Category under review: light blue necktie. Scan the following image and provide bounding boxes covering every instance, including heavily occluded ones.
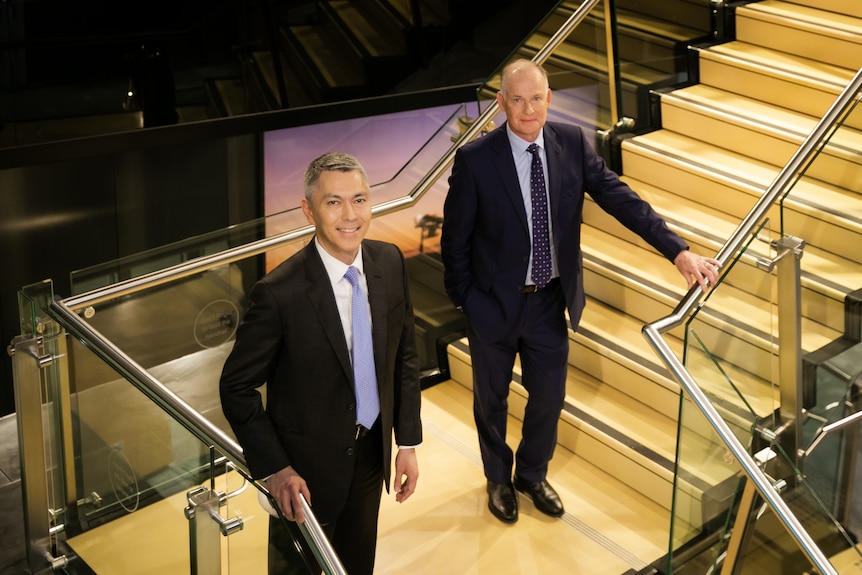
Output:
[344,266,380,429]
[527,143,552,288]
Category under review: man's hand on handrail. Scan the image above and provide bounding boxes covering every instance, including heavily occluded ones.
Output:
[674,249,721,292]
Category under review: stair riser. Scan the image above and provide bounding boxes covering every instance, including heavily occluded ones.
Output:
[697,56,852,128]
[616,0,713,32]
[449,348,721,520]
[541,11,681,74]
[660,103,862,192]
[786,0,862,20]
[736,10,862,70]
[622,150,862,266]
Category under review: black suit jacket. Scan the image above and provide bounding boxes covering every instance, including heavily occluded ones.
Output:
[219,239,422,522]
[441,121,688,341]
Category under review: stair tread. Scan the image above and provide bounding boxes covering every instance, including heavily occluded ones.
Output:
[447,337,746,489]
[420,379,676,551]
[623,130,862,233]
[620,177,862,306]
[386,0,449,26]
[288,25,366,88]
[580,296,782,420]
[743,0,862,36]
[701,41,855,88]
[524,33,669,85]
[784,0,862,19]
[661,84,862,162]
[329,0,406,58]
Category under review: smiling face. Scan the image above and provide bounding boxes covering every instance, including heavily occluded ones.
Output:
[301,169,371,264]
[496,61,551,143]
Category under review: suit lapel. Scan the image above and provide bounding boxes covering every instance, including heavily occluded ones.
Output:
[543,123,564,227]
[492,125,530,235]
[302,242,353,382]
[362,243,388,386]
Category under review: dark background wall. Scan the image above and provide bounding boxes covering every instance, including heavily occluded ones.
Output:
[0,133,259,415]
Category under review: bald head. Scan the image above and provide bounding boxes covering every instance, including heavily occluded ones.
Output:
[499,59,549,97]
[496,59,551,142]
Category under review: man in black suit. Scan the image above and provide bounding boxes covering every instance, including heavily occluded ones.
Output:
[441,59,719,524]
[220,152,422,574]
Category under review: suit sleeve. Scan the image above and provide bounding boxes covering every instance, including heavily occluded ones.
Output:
[441,146,478,307]
[392,247,423,447]
[219,280,292,479]
[578,128,688,262]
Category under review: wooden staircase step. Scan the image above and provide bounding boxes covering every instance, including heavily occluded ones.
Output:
[696,42,858,128]
[614,0,713,32]
[280,25,367,102]
[446,333,744,523]
[622,130,862,266]
[541,6,705,75]
[657,84,862,191]
[326,0,407,59]
[374,0,450,28]
[785,0,862,20]
[619,177,858,335]
[736,0,862,70]
[250,50,316,109]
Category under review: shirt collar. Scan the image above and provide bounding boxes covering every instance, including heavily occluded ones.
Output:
[506,123,545,154]
[313,237,364,284]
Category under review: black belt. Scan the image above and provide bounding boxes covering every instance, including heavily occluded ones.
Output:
[355,424,374,440]
[520,277,559,293]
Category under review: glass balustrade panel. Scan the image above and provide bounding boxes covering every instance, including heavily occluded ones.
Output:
[477,0,719,134]
[669,219,777,571]
[777,83,862,554]
[732,441,860,574]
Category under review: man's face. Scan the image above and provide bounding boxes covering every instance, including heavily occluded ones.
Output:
[302,169,371,264]
[496,65,551,143]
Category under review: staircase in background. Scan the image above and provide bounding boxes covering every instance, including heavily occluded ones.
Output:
[444,1,862,566]
[209,0,454,114]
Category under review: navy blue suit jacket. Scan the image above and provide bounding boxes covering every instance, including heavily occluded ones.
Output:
[441,121,687,342]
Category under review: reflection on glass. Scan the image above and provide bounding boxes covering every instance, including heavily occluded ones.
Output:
[781,82,862,557]
[478,0,718,134]
[669,219,776,569]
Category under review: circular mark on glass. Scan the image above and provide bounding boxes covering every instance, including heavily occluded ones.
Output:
[194,299,239,348]
[109,448,140,513]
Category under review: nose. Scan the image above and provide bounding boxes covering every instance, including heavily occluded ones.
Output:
[342,201,356,220]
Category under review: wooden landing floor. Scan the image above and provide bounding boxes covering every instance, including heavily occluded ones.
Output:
[66,380,669,574]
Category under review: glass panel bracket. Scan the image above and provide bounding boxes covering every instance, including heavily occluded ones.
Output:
[184,486,244,575]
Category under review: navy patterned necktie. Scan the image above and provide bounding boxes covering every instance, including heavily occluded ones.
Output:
[344,266,380,429]
[527,143,551,287]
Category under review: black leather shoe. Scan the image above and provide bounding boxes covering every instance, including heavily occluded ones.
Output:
[513,476,564,517]
[486,480,518,523]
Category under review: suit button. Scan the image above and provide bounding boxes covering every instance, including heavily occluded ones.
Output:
[346,448,355,456]
[348,403,355,412]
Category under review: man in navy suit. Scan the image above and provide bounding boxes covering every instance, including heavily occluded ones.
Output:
[220,152,422,573]
[441,59,720,524]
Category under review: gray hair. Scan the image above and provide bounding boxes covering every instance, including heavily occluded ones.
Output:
[303,152,369,200]
[499,58,549,96]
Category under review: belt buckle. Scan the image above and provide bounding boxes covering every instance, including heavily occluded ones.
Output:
[523,284,540,294]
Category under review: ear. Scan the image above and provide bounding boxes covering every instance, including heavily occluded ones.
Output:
[301,198,315,225]
[546,88,552,106]
[496,91,504,108]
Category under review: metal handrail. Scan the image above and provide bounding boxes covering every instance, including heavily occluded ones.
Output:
[47,294,347,574]
[643,66,862,575]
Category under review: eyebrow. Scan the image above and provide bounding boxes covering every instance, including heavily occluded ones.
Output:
[321,191,369,201]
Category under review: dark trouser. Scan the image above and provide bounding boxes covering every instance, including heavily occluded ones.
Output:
[467,279,569,484]
[268,421,384,575]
